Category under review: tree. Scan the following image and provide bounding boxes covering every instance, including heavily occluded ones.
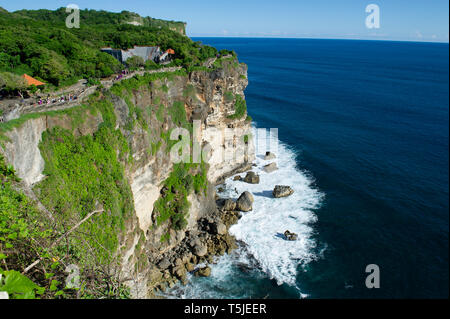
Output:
[0,7,229,90]
[0,72,27,97]
[145,59,160,70]
[199,45,218,60]
[27,48,71,86]
[126,56,145,69]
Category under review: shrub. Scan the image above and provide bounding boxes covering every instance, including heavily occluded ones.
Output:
[224,91,234,102]
[153,162,208,236]
[126,56,145,69]
[227,94,247,119]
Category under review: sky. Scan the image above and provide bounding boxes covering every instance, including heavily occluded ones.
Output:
[1,0,449,42]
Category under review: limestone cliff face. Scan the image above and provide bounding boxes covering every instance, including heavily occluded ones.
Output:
[2,113,102,185]
[115,60,254,296]
[0,58,254,297]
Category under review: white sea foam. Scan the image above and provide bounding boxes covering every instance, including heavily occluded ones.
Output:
[163,128,324,298]
[226,128,323,286]
[163,249,266,299]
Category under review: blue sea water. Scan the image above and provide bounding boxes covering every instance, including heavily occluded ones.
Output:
[169,38,449,299]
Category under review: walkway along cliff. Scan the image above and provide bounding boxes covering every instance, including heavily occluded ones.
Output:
[0,56,255,297]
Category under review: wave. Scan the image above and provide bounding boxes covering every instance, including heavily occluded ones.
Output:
[163,128,324,298]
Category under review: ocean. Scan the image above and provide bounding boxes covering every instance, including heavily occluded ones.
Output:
[166,38,449,298]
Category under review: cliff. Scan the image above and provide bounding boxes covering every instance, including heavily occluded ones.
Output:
[0,57,254,297]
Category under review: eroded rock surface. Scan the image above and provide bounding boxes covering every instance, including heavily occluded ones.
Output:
[273,185,294,198]
[236,191,254,212]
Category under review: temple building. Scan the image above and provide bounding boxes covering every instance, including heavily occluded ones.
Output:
[100,46,174,65]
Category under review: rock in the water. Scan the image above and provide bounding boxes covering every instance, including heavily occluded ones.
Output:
[264,152,276,160]
[217,187,225,193]
[233,175,242,181]
[284,230,298,241]
[222,198,236,211]
[263,162,278,173]
[243,171,260,184]
[236,191,254,212]
[273,185,294,198]
[195,266,211,277]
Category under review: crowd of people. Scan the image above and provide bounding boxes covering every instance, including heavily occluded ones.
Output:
[1,67,171,122]
[31,69,133,107]
[113,69,130,81]
[37,93,78,106]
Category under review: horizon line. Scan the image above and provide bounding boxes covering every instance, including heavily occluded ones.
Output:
[189,35,449,44]
[2,6,448,44]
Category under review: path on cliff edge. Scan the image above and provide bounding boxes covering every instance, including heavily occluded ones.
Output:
[1,66,182,120]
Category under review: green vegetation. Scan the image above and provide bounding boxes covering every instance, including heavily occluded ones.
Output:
[1,152,130,299]
[0,154,53,299]
[0,102,96,146]
[0,20,249,295]
[227,94,247,119]
[193,162,208,195]
[224,91,234,102]
[38,125,132,253]
[151,141,162,156]
[0,71,28,96]
[183,84,197,100]
[169,101,189,127]
[218,49,237,57]
[126,56,145,69]
[109,70,187,98]
[16,9,186,35]
[36,98,133,263]
[0,270,45,299]
[144,60,162,71]
[0,8,218,91]
[153,162,208,236]
[156,103,165,122]
[161,84,169,93]
[0,90,138,298]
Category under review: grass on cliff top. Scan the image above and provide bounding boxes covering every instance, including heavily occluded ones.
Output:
[109,70,187,98]
[0,103,93,141]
